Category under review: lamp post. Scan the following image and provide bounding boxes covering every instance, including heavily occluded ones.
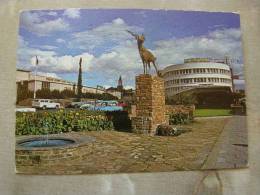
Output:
[33,56,38,99]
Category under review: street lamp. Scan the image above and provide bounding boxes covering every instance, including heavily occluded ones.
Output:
[33,56,38,99]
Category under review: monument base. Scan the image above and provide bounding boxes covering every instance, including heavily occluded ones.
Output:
[132,74,168,135]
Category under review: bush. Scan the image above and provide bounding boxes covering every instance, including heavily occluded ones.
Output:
[17,83,33,103]
[169,112,193,125]
[105,111,132,131]
[156,124,192,136]
[167,92,197,105]
[16,110,114,136]
[156,124,174,136]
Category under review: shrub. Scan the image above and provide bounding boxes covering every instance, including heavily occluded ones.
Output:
[156,124,192,136]
[156,124,174,136]
[16,110,114,136]
[169,112,193,125]
[167,92,198,105]
[105,111,132,131]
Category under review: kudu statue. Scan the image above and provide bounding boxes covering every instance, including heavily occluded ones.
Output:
[127,30,160,76]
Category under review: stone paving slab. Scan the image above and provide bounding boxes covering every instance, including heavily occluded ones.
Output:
[202,116,248,170]
[16,117,234,174]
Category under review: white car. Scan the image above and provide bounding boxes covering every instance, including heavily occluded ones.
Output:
[16,107,36,112]
[80,103,94,110]
[32,99,60,109]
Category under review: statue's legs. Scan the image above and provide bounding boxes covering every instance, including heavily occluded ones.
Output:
[152,61,159,76]
[142,59,146,74]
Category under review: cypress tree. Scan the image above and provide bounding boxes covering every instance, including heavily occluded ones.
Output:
[77,57,83,99]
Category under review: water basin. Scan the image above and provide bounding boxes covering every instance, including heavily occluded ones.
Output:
[19,138,75,148]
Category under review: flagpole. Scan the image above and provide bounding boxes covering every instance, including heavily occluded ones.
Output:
[33,56,38,99]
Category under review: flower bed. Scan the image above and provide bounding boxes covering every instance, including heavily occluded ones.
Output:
[16,110,114,135]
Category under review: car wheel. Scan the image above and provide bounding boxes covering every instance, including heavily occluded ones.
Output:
[56,105,59,109]
[43,106,47,110]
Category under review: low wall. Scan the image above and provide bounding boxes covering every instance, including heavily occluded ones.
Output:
[16,134,95,174]
[165,104,195,116]
[130,104,195,118]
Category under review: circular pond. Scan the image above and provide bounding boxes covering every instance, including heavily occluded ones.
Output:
[16,134,96,168]
[18,138,75,148]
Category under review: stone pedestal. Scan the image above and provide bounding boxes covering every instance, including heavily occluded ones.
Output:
[132,74,167,135]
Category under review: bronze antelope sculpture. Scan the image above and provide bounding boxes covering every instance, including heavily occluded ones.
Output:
[127,30,160,76]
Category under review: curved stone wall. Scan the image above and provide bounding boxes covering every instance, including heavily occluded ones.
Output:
[16,134,95,169]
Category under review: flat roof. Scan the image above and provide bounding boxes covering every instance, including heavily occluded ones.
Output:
[17,68,31,73]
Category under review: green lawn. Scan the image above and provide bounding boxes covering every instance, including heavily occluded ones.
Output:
[194,109,232,117]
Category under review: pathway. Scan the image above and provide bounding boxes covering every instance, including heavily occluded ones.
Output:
[202,116,248,169]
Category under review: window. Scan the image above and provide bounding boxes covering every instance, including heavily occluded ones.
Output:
[42,81,50,89]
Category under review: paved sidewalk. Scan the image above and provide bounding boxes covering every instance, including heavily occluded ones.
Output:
[202,116,248,169]
[17,117,229,174]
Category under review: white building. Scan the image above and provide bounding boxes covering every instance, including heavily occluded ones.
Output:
[16,69,105,94]
[160,58,233,98]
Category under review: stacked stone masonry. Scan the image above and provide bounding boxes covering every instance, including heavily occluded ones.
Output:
[132,74,168,134]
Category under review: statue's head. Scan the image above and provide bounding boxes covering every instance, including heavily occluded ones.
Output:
[141,34,145,41]
[138,34,145,44]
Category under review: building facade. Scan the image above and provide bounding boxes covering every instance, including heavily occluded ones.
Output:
[16,69,105,95]
[160,58,233,98]
[106,75,135,101]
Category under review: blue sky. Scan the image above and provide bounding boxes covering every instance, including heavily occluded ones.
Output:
[17,9,243,89]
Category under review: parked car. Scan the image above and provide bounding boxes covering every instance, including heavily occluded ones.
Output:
[32,99,60,109]
[95,105,123,111]
[80,103,95,110]
[16,107,36,112]
[80,103,123,112]
[118,102,127,107]
[67,101,86,108]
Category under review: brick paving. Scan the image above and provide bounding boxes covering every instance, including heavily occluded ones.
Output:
[16,117,237,174]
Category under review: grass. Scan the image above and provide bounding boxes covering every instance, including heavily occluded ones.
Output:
[194,108,232,117]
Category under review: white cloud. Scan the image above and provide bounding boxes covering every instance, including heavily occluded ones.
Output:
[47,11,58,16]
[17,35,56,69]
[34,52,95,73]
[153,28,243,74]
[17,35,94,73]
[18,27,244,88]
[56,38,65,43]
[20,11,69,36]
[103,85,112,89]
[37,72,60,78]
[124,85,135,90]
[63,8,80,19]
[68,18,143,51]
[38,45,58,50]
[112,18,125,25]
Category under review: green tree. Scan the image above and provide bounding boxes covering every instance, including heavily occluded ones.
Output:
[169,92,197,105]
[77,57,83,100]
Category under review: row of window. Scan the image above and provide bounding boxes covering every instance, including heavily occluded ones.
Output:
[164,68,230,77]
[165,77,232,86]
[166,86,192,93]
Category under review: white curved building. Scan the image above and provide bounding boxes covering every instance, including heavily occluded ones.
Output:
[161,58,233,98]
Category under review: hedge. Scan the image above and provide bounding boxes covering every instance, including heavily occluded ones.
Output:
[169,112,193,125]
[16,110,133,135]
[16,110,113,135]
